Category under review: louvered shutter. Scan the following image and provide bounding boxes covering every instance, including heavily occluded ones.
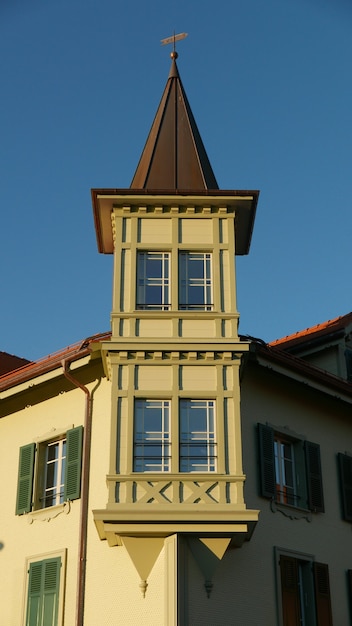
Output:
[258,423,275,499]
[26,561,43,626]
[42,558,61,626]
[305,441,324,512]
[313,562,333,626]
[26,557,61,626]
[64,426,83,501]
[338,453,352,521]
[279,555,301,626]
[16,443,35,515]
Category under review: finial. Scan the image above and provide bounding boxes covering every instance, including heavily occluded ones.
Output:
[161,31,188,59]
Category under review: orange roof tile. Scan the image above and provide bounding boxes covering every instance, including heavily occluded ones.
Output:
[0,332,111,391]
[269,313,352,350]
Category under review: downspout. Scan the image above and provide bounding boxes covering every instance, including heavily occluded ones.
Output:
[62,358,93,626]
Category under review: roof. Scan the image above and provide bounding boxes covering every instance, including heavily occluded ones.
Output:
[246,338,352,402]
[130,55,218,191]
[0,332,110,393]
[0,352,31,376]
[269,313,352,351]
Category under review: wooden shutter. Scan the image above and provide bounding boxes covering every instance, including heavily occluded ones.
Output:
[305,441,324,512]
[16,443,35,515]
[279,555,301,626]
[257,423,275,498]
[313,562,333,626]
[42,558,61,626]
[26,557,61,626]
[338,453,352,521]
[64,426,83,501]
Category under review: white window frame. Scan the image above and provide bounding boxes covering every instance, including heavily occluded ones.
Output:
[179,252,213,311]
[274,436,297,506]
[133,399,171,472]
[42,438,67,509]
[179,399,216,472]
[136,251,170,310]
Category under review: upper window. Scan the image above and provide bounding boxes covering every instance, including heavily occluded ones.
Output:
[180,399,216,472]
[338,452,352,521]
[133,399,170,472]
[16,426,83,515]
[41,438,67,508]
[258,423,324,512]
[136,251,170,310]
[179,252,213,310]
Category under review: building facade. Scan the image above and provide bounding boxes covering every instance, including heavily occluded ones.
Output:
[1,52,352,626]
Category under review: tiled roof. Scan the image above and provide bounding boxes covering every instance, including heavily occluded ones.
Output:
[0,352,31,376]
[269,313,352,350]
[0,332,111,391]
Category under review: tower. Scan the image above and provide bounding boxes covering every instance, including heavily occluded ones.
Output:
[92,48,259,622]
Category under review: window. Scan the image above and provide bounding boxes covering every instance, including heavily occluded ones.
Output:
[16,426,83,515]
[24,551,66,626]
[338,453,352,521]
[277,551,332,626]
[274,436,296,505]
[179,252,213,310]
[25,556,61,626]
[180,400,216,472]
[136,251,170,310]
[133,400,170,472]
[258,423,324,512]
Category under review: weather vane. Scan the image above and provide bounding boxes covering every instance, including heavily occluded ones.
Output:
[161,32,188,59]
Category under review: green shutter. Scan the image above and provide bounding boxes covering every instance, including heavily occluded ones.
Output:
[64,426,83,501]
[257,423,276,499]
[26,557,61,626]
[313,562,333,626]
[16,443,35,515]
[26,561,42,626]
[42,558,61,626]
[338,453,352,521]
[305,441,324,513]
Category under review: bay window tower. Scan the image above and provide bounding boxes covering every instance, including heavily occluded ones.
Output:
[92,49,259,611]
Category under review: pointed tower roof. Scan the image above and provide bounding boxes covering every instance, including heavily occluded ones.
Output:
[130,53,218,191]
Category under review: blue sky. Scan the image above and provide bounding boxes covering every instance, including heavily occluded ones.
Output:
[1,0,351,361]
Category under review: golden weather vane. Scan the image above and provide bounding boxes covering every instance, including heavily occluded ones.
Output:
[161,32,188,58]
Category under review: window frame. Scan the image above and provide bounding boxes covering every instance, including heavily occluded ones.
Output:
[179,399,217,473]
[136,251,171,311]
[178,251,213,311]
[16,426,83,515]
[258,423,324,513]
[133,399,171,472]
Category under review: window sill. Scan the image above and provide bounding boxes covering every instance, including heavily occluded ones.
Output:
[270,499,312,522]
[27,501,71,524]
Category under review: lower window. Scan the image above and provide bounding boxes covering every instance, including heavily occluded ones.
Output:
[277,550,332,626]
[24,550,66,626]
[133,399,170,472]
[179,399,216,472]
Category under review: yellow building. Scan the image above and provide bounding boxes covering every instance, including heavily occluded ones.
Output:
[1,50,352,626]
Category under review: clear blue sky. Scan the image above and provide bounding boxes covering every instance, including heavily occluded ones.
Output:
[1,0,351,361]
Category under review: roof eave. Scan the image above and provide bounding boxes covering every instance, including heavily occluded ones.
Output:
[92,188,259,256]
